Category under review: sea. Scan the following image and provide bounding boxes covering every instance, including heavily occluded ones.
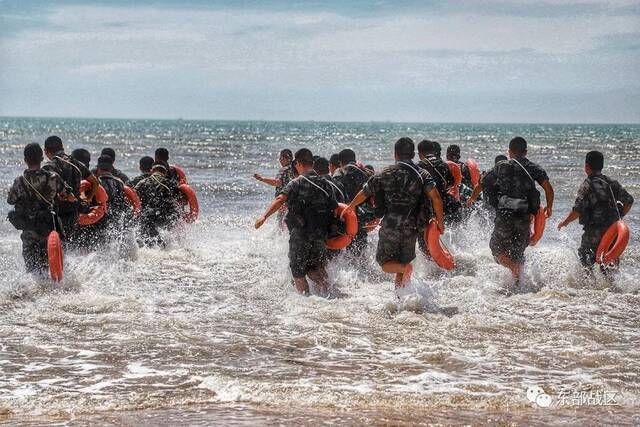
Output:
[0,117,638,425]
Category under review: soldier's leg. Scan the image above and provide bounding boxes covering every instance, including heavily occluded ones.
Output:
[377,227,413,287]
[578,227,607,273]
[306,235,330,294]
[21,231,48,275]
[288,229,311,295]
[490,214,525,279]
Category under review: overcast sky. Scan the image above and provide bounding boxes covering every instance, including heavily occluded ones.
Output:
[1,0,639,123]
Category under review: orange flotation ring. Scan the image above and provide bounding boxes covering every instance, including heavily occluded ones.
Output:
[425,221,455,270]
[529,207,546,246]
[78,180,108,226]
[173,165,188,185]
[326,203,358,250]
[465,158,481,187]
[365,218,380,233]
[123,186,141,217]
[596,220,629,264]
[446,161,462,200]
[47,230,63,282]
[179,183,199,223]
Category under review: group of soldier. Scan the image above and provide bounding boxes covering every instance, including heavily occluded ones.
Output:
[7,136,187,276]
[255,137,634,296]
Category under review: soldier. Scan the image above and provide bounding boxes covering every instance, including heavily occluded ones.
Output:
[155,147,185,185]
[314,157,345,203]
[71,148,91,169]
[130,156,154,187]
[482,137,554,287]
[42,135,99,243]
[446,145,473,190]
[329,154,342,177]
[94,155,133,238]
[253,149,295,195]
[7,143,70,275]
[342,138,444,289]
[466,154,508,211]
[335,148,371,257]
[92,148,129,183]
[255,149,338,296]
[135,162,182,247]
[558,151,633,272]
[417,140,461,225]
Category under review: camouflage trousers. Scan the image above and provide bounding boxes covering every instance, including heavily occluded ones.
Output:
[490,213,530,263]
[289,228,328,278]
[21,230,48,274]
[376,225,418,266]
[579,226,609,268]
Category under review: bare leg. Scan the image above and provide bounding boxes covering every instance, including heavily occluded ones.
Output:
[292,277,310,295]
[495,254,523,280]
[308,268,330,295]
[382,261,411,288]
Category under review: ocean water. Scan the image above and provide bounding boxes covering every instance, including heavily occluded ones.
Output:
[0,117,638,425]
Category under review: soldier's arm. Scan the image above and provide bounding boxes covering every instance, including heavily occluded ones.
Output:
[254,175,281,187]
[557,210,579,230]
[427,188,445,233]
[558,181,586,230]
[466,183,482,207]
[7,178,20,205]
[255,194,287,229]
[541,179,554,218]
[341,190,367,218]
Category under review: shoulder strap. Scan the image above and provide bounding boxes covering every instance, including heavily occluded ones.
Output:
[54,155,83,176]
[300,175,329,198]
[422,158,447,185]
[510,158,535,184]
[21,173,54,209]
[344,164,368,178]
[397,161,424,184]
[151,175,172,192]
[325,179,345,200]
[592,176,622,221]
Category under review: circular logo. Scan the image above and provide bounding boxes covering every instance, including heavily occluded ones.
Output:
[526,385,545,403]
[536,393,552,408]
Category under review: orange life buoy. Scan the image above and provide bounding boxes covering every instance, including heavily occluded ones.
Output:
[465,158,481,187]
[78,180,108,226]
[425,221,455,270]
[123,186,141,217]
[173,165,188,185]
[529,207,546,246]
[326,203,358,250]
[446,161,462,200]
[596,220,630,264]
[47,230,63,282]
[179,183,199,223]
[365,218,380,233]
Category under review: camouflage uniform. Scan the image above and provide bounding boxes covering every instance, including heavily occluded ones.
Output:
[572,173,634,267]
[485,157,548,263]
[7,169,65,273]
[96,173,133,235]
[362,161,435,266]
[92,167,129,184]
[335,162,371,256]
[129,172,151,188]
[43,151,92,242]
[280,171,338,278]
[135,172,181,245]
[418,155,461,224]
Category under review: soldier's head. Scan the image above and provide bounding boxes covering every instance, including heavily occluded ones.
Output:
[71,148,91,169]
[329,153,340,175]
[446,145,461,162]
[508,137,527,158]
[293,148,314,174]
[101,148,117,163]
[96,155,114,174]
[24,143,44,168]
[279,149,293,167]
[313,157,330,175]
[365,164,375,175]
[434,141,442,157]
[151,161,168,175]
[585,150,604,175]
[44,135,64,159]
[139,156,154,173]
[338,149,356,167]
[494,154,508,165]
[417,140,438,160]
[155,148,170,163]
[394,137,415,161]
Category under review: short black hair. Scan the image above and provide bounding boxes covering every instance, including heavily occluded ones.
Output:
[494,154,508,164]
[585,150,604,172]
[446,145,461,161]
[433,141,442,156]
[155,147,170,161]
[97,155,114,171]
[394,137,414,160]
[71,148,91,168]
[44,135,63,153]
[101,147,116,161]
[329,153,340,167]
[280,149,293,160]
[294,148,314,165]
[338,148,356,165]
[24,143,43,166]
[509,137,527,155]
[139,156,154,171]
[418,140,438,156]
[313,157,330,175]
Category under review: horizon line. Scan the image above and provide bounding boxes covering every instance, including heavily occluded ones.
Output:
[1,114,638,127]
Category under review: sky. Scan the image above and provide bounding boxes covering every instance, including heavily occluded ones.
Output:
[1,0,639,123]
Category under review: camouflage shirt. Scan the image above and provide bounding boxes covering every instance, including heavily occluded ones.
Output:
[280,171,338,235]
[418,154,455,196]
[363,160,435,230]
[487,156,549,215]
[43,151,92,197]
[135,172,181,224]
[275,164,295,196]
[321,174,346,204]
[336,162,371,203]
[7,169,66,215]
[92,167,129,184]
[573,172,634,229]
[98,172,129,217]
[129,172,151,188]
